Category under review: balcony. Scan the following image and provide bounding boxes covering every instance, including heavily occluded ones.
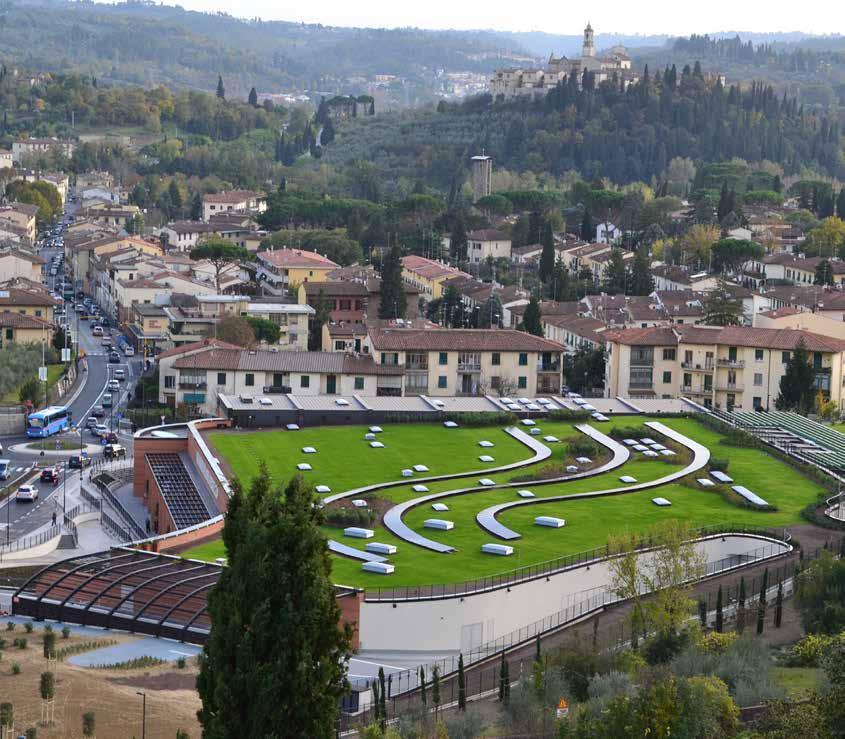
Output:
[681,362,714,372]
[262,385,292,394]
[629,381,654,390]
[406,362,429,371]
[717,358,745,369]
[178,380,207,389]
[682,386,711,396]
[458,362,481,373]
[716,383,744,392]
[537,361,561,373]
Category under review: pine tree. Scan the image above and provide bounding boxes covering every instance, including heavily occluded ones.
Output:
[756,568,769,635]
[216,75,225,99]
[774,581,783,628]
[539,220,555,282]
[837,189,845,219]
[378,246,407,320]
[629,248,654,295]
[715,586,724,633]
[457,654,466,711]
[248,87,258,107]
[196,467,352,738]
[602,248,628,294]
[816,258,835,285]
[419,666,427,705]
[737,577,747,634]
[521,296,543,336]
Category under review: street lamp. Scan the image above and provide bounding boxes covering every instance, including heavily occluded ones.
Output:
[136,691,146,739]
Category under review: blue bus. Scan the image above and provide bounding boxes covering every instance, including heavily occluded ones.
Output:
[26,405,71,438]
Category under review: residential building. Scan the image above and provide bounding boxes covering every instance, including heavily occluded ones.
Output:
[0,149,12,168]
[365,327,566,397]
[651,264,718,292]
[11,138,75,163]
[401,255,470,301]
[299,281,369,324]
[465,229,512,264]
[202,190,266,221]
[65,234,163,294]
[157,342,399,414]
[255,248,339,295]
[161,218,257,252]
[0,203,38,245]
[78,204,140,228]
[595,222,620,244]
[604,324,845,412]
[0,248,44,283]
[0,312,53,347]
[0,286,60,323]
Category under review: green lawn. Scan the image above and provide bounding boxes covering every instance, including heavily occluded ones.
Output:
[185,416,825,588]
[773,667,822,698]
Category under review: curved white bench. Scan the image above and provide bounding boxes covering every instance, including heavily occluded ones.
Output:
[475,421,709,541]
[380,424,630,553]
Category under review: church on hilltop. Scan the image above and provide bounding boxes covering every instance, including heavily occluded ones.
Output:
[489,23,639,100]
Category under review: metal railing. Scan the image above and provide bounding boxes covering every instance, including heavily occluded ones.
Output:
[100,509,134,542]
[363,524,791,602]
[0,526,61,559]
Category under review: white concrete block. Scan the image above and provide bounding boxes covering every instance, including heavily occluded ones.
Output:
[344,527,374,538]
[424,519,454,530]
[535,516,565,528]
[366,542,397,555]
[482,543,514,556]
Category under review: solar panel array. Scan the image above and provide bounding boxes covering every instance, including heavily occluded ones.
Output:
[146,453,211,529]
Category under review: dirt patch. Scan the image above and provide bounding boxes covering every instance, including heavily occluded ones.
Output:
[0,629,201,738]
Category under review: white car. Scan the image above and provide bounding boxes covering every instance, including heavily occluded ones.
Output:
[16,484,38,502]
[108,379,120,391]
[113,369,126,381]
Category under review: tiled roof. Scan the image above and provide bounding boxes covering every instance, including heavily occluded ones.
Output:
[303,281,368,297]
[157,338,241,360]
[172,348,399,375]
[203,190,264,204]
[258,248,339,269]
[760,306,801,319]
[0,312,53,329]
[0,248,44,264]
[401,255,468,281]
[0,288,60,307]
[368,328,565,352]
[10,202,39,217]
[467,229,510,241]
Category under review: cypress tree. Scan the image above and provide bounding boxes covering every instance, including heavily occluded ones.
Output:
[248,87,258,107]
[539,220,555,282]
[378,666,387,728]
[457,654,466,711]
[715,586,724,633]
[502,658,510,702]
[581,209,594,241]
[737,577,747,634]
[378,245,407,320]
[756,568,769,635]
[498,653,507,702]
[535,633,542,663]
[521,296,543,337]
[431,665,441,715]
[698,599,707,628]
[419,666,427,705]
[196,467,352,738]
[216,75,225,99]
[629,248,654,296]
[774,581,784,628]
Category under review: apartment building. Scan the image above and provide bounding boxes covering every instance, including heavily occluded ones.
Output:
[401,255,470,301]
[604,325,845,412]
[0,248,44,283]
[202,191,266,222]
[157,341,398,414]
[255,248,339,295]
[0,312,53,347]
[0,203,38,245]
[0,286,61,323]
[365,328,565,397]
[11,138,75,163]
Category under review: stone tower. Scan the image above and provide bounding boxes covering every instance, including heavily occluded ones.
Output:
[471,155,492,202]
[582,22,595,58]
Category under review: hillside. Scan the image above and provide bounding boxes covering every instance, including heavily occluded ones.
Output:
[0,0,530,100]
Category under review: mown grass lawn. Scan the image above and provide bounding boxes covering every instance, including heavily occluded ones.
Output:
[1,363,66,403]
[186,415,825,588]
[773,666,822,698]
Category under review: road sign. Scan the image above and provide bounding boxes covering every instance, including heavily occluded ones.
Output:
[38,366,48,382]
[61,348,71,362]
[556,698,569,719]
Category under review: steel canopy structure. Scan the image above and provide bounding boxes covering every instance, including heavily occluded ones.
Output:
[13,547,221,644]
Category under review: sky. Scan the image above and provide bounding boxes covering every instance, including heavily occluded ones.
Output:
[166,0,844,35]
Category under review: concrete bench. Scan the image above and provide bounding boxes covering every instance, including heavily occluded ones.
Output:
[543,435,559,443]
[401,469,414,477]
[575,457,592,464]
[710,471,733,483]
[344,527,374,538]
[362,561,394,574]
[619,475,637,483]
[366,542,397,555]
[297,463,312,471]
[652,497,672,506]
[412,484,430,493]
[643,450,659,457]
[413,464,429,472]
[431,502,449,511]
[352,499,368,508]
[478,440,495,448]
[530,428,542,435]
[302,446,317,454]
[365,433,376,441]
[443,421,458,428]
[565,465,579,472]
[732,485,769,507]
[369,426,383,433]
[659,449,676,456]
[535,516,565,528]
[697,478,716,487]
[424,519,454,530]
[315,485,331,494]
[521,419,536,426]
[478,478,496,486]
[479,455,495,462]
[286,424,300,431]
[633,444,648,452]
[623,439,638,446]
[369,441,385,449]
[517,490,535,498]
[482,543,514,556]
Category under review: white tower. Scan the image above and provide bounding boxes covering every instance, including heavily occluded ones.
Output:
[582,22,595,58]
[471,155,492,202]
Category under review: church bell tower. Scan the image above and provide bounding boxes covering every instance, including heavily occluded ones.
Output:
[582,22,595,58]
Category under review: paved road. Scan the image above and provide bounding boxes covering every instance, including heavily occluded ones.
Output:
[0,469,80,545]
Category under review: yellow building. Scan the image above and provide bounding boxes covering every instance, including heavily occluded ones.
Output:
[400,255,470,301]
[0,287,60,323]
[604,324,845,412]
[0,249,44,283]
[0,312,53,348]
[255,248,340,295]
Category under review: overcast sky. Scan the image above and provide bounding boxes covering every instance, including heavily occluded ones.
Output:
[167,0,843,35]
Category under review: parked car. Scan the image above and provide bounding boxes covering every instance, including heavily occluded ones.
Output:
[113,369,126,381]
[123,346,135,357]
[91,405,105,418]
[92,325,103,337]
[109,352,120,363]
[104,443,126,460]
[101,317,111,328]
[40,466,60,483]
[101,393,113,408]
[68,453,91,469]
[16,484,38,502]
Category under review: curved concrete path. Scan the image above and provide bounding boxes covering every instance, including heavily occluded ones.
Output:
[476,420,710,540]
[381,424,630,553]
[328,539,387,563]
[321,426,552,507]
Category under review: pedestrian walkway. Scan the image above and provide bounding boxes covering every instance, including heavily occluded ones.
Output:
[112,482,149,531]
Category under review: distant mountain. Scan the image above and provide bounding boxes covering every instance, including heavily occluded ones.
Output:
[0,0,530,99]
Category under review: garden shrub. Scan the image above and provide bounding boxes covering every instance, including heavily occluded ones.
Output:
[709,457,730,472]
[547,409,591,421]
[609,425,646,440]
[698,631,738,655]
[11,662,20,674]
[565,436,602,458]
[787,633,835,667]
[644,628,692,665]
[324,507,376,527]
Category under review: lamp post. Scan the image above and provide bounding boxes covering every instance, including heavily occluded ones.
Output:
[136,691,146,739]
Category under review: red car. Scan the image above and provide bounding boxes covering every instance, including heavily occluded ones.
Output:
[40,467,60,483]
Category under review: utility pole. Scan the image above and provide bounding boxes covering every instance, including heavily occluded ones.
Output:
[136,691,146,739]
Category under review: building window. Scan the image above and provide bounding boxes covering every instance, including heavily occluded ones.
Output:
[755,349,764,361]
[754,373,763,386]
[339,300,351,311]
[439,352,448,365]
[381,352,399,365]
[300,375,310,388]
[354,377,365,390]
[518,376,527,389]
[662,371,672,384]
[5,329,12,341]
[164,375,175,389]
[518,353,528,366]
[438,375,447,389]
[216,372,226,385]
[782,351,791,364]
[334,341,345,351]
[245,373,254,387]
[491,376,501,389]
[663,348,676,361]
[492,352,501,366]
[753,396,763,410]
